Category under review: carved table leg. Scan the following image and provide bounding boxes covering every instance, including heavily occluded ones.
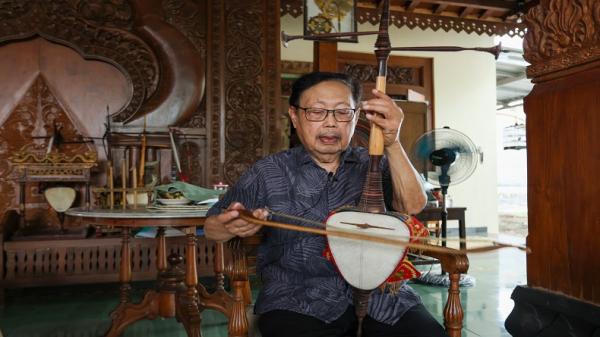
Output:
[158,253,186,318]
[105,227,161,337]
[157,227,167,272]
[215,241,226,291]
[195,240,249,337]
[228,240,249,337]
[119,227,132,305]
[176,227,202,337]
[444,272,464,337]
[197,241,233,318]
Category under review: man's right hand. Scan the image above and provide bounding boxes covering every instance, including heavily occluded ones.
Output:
[204,202,266,242]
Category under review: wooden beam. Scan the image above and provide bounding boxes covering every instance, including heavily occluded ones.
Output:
[357,0,515,11]
[407,0,421,12]
[480,8,495,19]
[433,3,448,14]
[431,0,514,10]
[459,6,474,18]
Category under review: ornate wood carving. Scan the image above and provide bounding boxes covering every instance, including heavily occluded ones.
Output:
[0,75,96,227]
[223,0,266,183]
[207,0,282,185]
[357,9,527,37]
[161,0,207,58]
[280,0,302,18]
[73,0,134,29]
[279,0,527,37]
[162,0,208,130]
[0,0,159,123]
[343,64,418,85]
[208,0,224,184]
[281,60,313,74]
[523,0,600,80]
[265,0,283,155]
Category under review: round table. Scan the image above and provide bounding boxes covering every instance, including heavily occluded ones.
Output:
[66,207,209,337]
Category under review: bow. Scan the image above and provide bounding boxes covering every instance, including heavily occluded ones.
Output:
[237,209,530,254]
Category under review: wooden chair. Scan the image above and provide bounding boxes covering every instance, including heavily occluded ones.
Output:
[196,238,254,337]
[208,235,468,337]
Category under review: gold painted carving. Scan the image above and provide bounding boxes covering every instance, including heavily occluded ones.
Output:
[10,144,97,166]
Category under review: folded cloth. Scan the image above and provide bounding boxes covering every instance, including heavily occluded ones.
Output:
[154,181,224,203]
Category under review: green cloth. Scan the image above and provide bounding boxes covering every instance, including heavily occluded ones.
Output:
[153,181,224,202]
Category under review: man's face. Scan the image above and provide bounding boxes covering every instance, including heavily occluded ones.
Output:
[289,81,358,164]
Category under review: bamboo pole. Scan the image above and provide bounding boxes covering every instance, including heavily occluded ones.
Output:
[138,117,147,186]
[108,162,114,209]
[132,167,137,209]
[121,160,126,210]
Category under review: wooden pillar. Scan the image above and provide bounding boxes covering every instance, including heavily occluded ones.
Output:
[521,0,600,304]
[506,0,600,335]
[313,41,338,72]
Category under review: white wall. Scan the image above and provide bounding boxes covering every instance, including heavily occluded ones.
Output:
[281,15,499,234]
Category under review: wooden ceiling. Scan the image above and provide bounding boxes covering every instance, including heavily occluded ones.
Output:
[281,0,536,37]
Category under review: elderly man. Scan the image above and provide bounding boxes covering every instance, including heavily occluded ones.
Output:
[205,72,448,337]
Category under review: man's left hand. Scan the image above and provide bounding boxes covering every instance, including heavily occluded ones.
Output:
[362,89,404,147]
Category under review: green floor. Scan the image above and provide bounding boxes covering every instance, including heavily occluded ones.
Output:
[0,245,526,337]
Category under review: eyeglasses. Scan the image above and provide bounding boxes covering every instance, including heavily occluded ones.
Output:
[293,106,357,122]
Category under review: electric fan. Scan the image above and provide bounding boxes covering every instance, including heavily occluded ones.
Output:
[411,126,479,246]
[410,126,479,286]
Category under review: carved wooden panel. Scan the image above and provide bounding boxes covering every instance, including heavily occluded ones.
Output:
[280,0,528,37]
[163,0,209,130]
[0,1,159,123]
[206,0,282,185]
[0,38,131,145]
[0,75,97,228]
[523,0,600,80]
[2,234,217,287]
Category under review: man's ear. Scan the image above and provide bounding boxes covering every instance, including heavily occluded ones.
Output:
[288,106,298,128]
[352,108,361,125]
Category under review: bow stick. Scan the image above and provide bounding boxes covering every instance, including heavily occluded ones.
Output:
[266,208,529,250]
[237,210,530,254]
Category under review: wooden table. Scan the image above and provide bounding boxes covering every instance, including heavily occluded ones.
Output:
[415,207,467,250]
[66,208,250,337]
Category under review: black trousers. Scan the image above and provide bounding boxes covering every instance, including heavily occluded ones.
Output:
[258,304,450,337]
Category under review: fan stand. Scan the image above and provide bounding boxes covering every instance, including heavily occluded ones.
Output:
[439,167,451,250]
[416,168,475,287]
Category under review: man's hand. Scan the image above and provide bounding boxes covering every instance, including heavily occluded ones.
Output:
[362,89,404,147]
[204,202,266,242]
[222,202,266,237]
